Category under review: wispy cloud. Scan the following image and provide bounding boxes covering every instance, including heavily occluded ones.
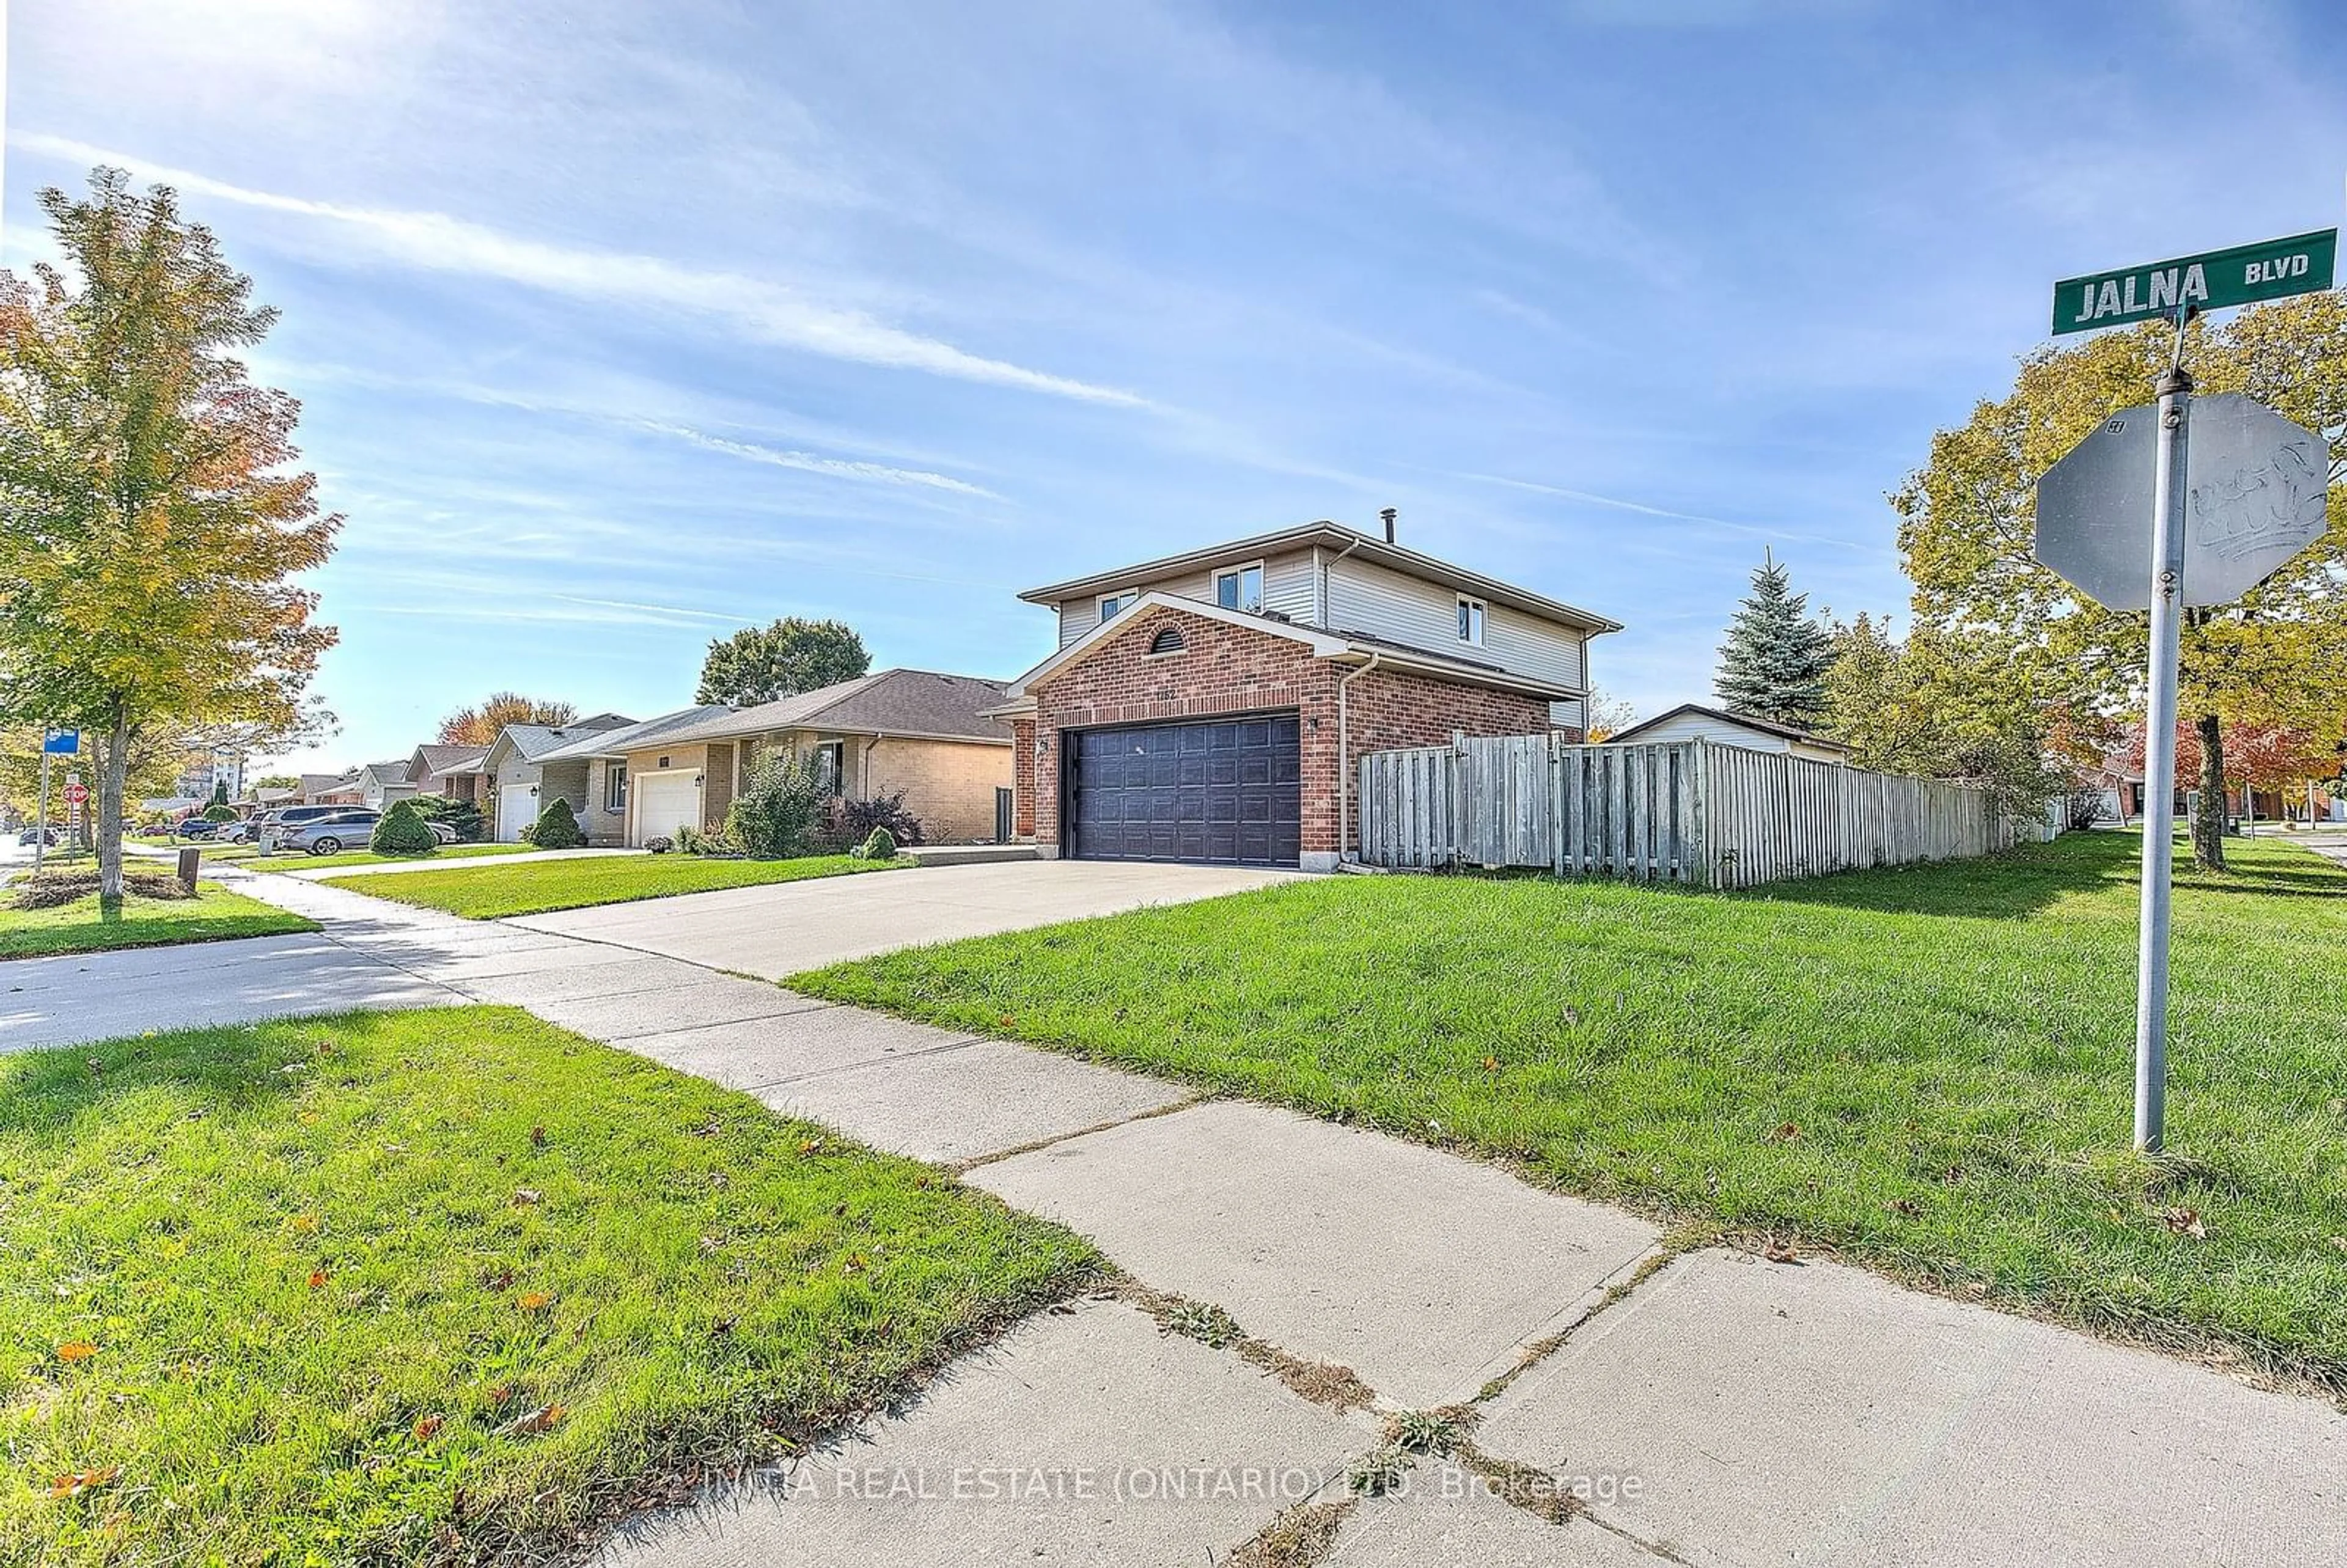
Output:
[634,421,1000,498]
[13,131,1147,408]
[1451,470,1875,554]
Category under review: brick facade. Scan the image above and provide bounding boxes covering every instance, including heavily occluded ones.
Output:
[867,736,1014,843]
[1018,603,1557,866]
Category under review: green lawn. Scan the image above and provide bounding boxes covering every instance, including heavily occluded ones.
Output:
[0,885,316,960]
[795,833,2347,1393]
[241,842,537,873]
[323,853,907,919]
[0,1008,1093,1563]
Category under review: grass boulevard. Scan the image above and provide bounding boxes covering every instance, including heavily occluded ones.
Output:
[795,832,2347,1396]
[0,1007,1093,1562]
[318,852,906,920]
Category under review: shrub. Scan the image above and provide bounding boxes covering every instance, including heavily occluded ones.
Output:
[530,797,585,850]
[645,835,674,855]
[369,799,440,857]
[202,804,238,824]
[853,826,898,861]
[726,751,828,860]
[408,793,485,843]
[837,791,924,848]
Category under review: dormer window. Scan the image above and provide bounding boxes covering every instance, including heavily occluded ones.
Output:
[1214,563,1265,613]
[1457,596,1487,646]
[1099,590,1139,623]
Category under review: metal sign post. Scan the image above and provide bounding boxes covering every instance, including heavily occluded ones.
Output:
[2131,361,2191,1151]
[2035,225,2338,1153]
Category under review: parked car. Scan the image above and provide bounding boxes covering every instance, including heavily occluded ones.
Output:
[256,804,356,849]
[17,826,61,847]
[172,817,228,840]
[276,811,381,855]
[426,819,461,845]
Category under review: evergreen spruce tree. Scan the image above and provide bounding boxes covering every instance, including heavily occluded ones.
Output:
[1714,550,1834,729]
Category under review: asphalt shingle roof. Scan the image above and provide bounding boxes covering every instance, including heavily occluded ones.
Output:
[653,670,1012,746]
[534,705,738,762]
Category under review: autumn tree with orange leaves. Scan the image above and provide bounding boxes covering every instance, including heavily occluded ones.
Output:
[0,168,339,900]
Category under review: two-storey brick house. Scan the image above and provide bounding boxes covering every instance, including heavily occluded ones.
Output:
[991,518,1620,871]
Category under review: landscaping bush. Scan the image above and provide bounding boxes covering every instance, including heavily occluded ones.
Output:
[12,868,193,909]
[645,835,674,855]
[529,797,585,850]
[408,793,485,843]
[201,803,238,824]
[726,751,828,859]
[838,790,924,848]
[369,799,440,857]
[852,826,898,861]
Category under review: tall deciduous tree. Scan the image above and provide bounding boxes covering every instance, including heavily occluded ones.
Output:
[1714,551,1834,729]
[436,692,579,746]
[1820,614,2067,818]
[0,169,338,900]
[697,617,870,706]
[1894,295,2347,869]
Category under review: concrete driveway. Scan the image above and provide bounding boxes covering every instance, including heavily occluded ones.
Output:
[505,859,1299,977]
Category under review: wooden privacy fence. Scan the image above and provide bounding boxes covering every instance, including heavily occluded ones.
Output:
[1356,734,2021,887]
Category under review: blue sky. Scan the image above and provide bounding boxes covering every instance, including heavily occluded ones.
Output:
[7,0,2343,773]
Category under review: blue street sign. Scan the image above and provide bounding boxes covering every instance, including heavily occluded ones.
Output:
[42,729,81,755]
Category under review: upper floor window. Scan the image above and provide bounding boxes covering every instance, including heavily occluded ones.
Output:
[1458,596,1487,646]
[1214,563,1265,613]
[605,761,628,813]
[1099,590,1139,623]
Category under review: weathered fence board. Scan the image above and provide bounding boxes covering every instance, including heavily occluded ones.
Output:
[1357,736,2019,887]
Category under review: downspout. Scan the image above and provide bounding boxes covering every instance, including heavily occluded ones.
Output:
[1335,652,1383,863]
[862,733,885,799]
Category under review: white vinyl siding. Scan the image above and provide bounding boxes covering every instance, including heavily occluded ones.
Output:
[1550,697,1585,731]
[1261,550,1317,622]
[1620,709,1847,763]
[1324,557,1585,691]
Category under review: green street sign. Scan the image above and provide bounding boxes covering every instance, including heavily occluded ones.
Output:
[2052,228,2336,335]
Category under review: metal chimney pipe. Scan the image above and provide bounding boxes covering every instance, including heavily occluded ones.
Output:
[1379,507,1397,544]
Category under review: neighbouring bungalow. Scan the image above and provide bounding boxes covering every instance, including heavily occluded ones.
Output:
[537,670,1015,849]
[297,771,367,807]
[477,714,635,843]
[530,705,737,846]
[354,760,419,811]
[1606,703,1851,764]
[405,744,491,808]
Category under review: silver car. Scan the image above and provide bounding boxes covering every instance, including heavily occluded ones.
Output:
[276,811,381,855]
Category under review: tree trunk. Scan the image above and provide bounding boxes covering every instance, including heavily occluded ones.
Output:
[97,706,131,904]
[2191,713,2226,871]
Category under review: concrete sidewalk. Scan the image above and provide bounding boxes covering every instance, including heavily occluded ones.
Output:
[21,866,2346,1566]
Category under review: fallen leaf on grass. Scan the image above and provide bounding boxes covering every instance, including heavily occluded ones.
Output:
[798,1138,825,1155]
[1760,1238,1802,1264]
[288,1212,320,1234]
[2162,1207,2208,1239]
[518,1291,553,1312]
[413,1414,444,1442]
[1768,1122,1801,1144]
[1884,1198,1920,1218]
[512,1189,543,1207]
[54,1341,96,1364]
[529,1125,546,1148]
[308,1270,328,1290]
[488,1383,514,1406]
[2331,1236,2347,1253]
[507,1402,565,1435]
[1482,1057,1502,1074]
[50,1465,119,1500]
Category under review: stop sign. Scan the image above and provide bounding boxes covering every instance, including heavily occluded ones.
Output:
[62,783,89,805]
[2034,392,2330,610]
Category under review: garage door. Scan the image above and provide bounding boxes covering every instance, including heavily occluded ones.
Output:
[632,771,702,846]
[495,786,539,843]
[1067,714,1301,866]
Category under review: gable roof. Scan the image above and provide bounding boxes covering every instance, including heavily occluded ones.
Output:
[996,593,1583,709]
[299,771,361,797]
[482,713,636,771]
[652,670,1013,747]
[535,705,738,762]
[1607,702,1850,755]
[357,760,411,790]
[1018,521,1623,636]
[407,743,487,782]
